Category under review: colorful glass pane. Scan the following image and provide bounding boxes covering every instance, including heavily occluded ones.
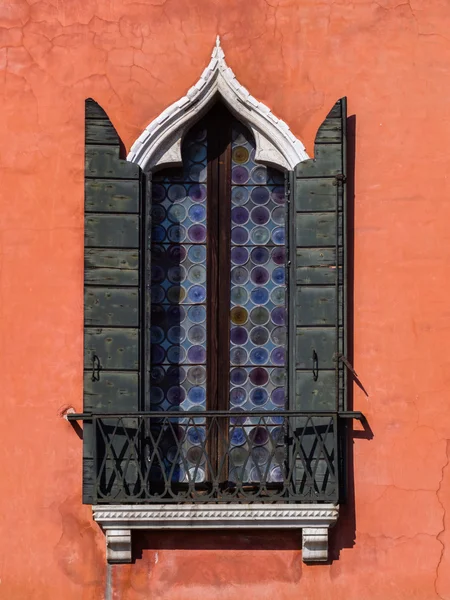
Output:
[150,124,208,483]
[229,119,287,484]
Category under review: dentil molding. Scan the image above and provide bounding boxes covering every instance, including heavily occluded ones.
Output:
[93,503,339,564]
[127,37,308,172]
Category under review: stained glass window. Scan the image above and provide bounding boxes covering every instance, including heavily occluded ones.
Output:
[149,105,287,485]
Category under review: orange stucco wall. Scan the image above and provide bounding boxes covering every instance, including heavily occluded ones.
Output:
[1,0,450,598]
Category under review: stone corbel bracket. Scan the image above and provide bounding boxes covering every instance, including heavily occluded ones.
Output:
[127,37,308,173]
[93,503,339,564]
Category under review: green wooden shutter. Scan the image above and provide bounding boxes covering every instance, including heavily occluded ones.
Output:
[288,98,347,501]
[83,99,143,503]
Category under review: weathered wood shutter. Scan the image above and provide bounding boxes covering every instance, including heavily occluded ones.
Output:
[83,99,143,503]
[288,98,347,501]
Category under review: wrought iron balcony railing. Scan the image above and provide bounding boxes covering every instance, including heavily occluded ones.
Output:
[68,410,362,504]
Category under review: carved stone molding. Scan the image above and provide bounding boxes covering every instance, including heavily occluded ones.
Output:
[93,503,338,564]
[127,37,308,172]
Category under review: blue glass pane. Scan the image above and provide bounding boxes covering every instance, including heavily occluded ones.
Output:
[150,123,207,482]
[229,119,287,484]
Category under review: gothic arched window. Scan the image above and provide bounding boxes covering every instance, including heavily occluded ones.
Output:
[149,104,287,485]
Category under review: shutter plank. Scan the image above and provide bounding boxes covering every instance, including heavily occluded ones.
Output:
[294,178,340,212]
[85,249,139,286]
[85,180,140,213]
[296,327,336,369]
[85,214,139,248]
[84,372,139,411]
[295,213,337,247]
[86,146,140,179]
[84,327,139,371]
[84,288,139,326]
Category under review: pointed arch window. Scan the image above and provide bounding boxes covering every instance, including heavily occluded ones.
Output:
[76,39,361,565]
[148,103,287,484]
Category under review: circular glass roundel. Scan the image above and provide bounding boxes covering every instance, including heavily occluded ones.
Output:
[250,326,269,346]
[187,345,206,364]
[271,347,285,366]
[249,367,269,386]
[167,305,186,323]
[167,224,186,243]
[188,184,206,202]
[231,286,249,306]
[249,426,269,446]
[251,166,267,184]
[270,287,285,305]
[188,245,206,263]
[232,166,249,184]
[250,226,270,245]
[188,204,206,223]
[271,306,286,326]
[169,245,187,263]
[187,365,206,385]
[250,247,270,265]
[230,346,248,366]
[167,386,186,405]
[232,206,249,225]
[188,224,206,243]
[188,386,206,404]
[231,226,249,245]
[251,187,270,205]
[250,287,269,305]
[167,366,186,384]
[187,426,206,445]
[168,325,185,343]
[167,204,186,223]
[272,227,285,245]
[270,367,286,386]
[231,187,249,206]
[150,386,164,405]
[188,324,206,344]
[230,326,248,345]
[150,366,165,385]
[272,247,285,265]
[168,184,186,202]
[272,206,285,225]
[251,266,269,285]
[231,306,248,325]
[152,183,166,203]
[249,347,269,365]
[250,306,270,325]
[272,267,285,285]
[230,367,248,386]
[187,142,207,163]
[230,386,247,406]
[187,285,206,303]
[250,206,270,225]
[271,186,285,204]
[188,305,206,324]
[188,265,206,284]
[167,346,186,364]
[231,246,249,266]
[231,266,249,285]
[271,387,286,407]
[232,146,249,164]
[152,205,166,224]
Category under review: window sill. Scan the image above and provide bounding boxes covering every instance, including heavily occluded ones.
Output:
[93,503,339,564]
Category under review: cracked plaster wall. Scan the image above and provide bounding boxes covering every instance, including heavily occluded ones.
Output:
[1,0,450,598]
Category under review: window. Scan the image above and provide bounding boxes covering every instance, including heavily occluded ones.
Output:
[78,43,357,563]
[148,103,288,488]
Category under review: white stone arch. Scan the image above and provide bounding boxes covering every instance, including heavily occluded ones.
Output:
[127,37,308,172]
